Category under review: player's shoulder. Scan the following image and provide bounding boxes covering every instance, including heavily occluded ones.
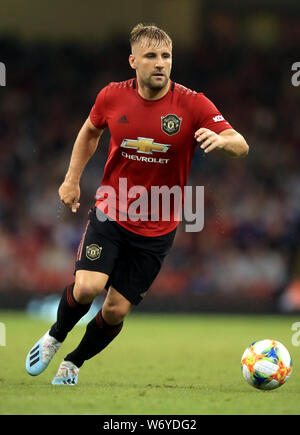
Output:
[106,78,136,92]
[173,82,200,98]
[93,79,135,109]
[172,82,209,111]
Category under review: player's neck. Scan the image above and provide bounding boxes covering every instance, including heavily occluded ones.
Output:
[137,79,170,101]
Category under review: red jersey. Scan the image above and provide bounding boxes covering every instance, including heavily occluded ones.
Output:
[89,78,232,237]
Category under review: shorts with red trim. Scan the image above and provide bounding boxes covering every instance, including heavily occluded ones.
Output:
[75,207,176,305]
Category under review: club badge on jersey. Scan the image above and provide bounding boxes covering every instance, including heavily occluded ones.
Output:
[86,244,102,261]
[161,114,182,136]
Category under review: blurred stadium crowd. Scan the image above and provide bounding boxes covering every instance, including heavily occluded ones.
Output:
[0,12,299,309]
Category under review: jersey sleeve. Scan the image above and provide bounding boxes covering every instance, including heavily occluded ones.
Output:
[194,93,232,134]
[89,86,108,129]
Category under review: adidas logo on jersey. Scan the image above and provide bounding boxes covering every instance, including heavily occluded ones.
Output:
[117,115,129,123]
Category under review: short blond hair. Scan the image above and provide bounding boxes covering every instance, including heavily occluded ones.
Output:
[130,23,172,49]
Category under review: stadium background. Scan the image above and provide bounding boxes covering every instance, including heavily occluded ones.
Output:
[0,0,299,314]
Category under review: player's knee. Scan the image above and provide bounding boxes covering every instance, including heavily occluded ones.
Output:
[102,300,130,324]
[73,281,103,304]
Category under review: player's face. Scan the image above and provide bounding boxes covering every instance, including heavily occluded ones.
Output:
[129,39,172,92]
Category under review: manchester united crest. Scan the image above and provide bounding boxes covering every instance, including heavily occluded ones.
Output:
[161,114,182,136]
[86,244,102,261]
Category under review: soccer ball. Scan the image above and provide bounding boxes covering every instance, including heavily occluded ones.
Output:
[241,339,292,390]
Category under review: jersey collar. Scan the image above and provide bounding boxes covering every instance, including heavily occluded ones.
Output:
[133,78,174,103]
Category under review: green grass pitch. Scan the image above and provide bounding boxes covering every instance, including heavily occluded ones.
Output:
[0,311,299,415]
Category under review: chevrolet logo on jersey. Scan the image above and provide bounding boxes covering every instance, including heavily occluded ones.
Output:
[120,137,171,154]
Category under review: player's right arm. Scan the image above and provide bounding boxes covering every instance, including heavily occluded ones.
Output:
[59,118,103,213]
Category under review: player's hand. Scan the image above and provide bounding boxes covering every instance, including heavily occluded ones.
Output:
[194,128,227,153]
[58,180,81,213]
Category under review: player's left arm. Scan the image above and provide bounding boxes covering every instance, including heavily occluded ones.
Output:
[194,128,249,158]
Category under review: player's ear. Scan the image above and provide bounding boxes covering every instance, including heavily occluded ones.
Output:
[129,54,136,70]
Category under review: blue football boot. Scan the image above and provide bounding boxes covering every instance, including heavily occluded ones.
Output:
[52,360,79,385]
[26,331,61,376]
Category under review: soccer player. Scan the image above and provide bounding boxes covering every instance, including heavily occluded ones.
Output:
[26,23,249,385]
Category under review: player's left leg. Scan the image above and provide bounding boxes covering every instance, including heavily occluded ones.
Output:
[52,286,131,385]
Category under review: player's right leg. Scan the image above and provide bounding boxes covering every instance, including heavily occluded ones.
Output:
[25,270,108,376]
[26,208,121,377]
